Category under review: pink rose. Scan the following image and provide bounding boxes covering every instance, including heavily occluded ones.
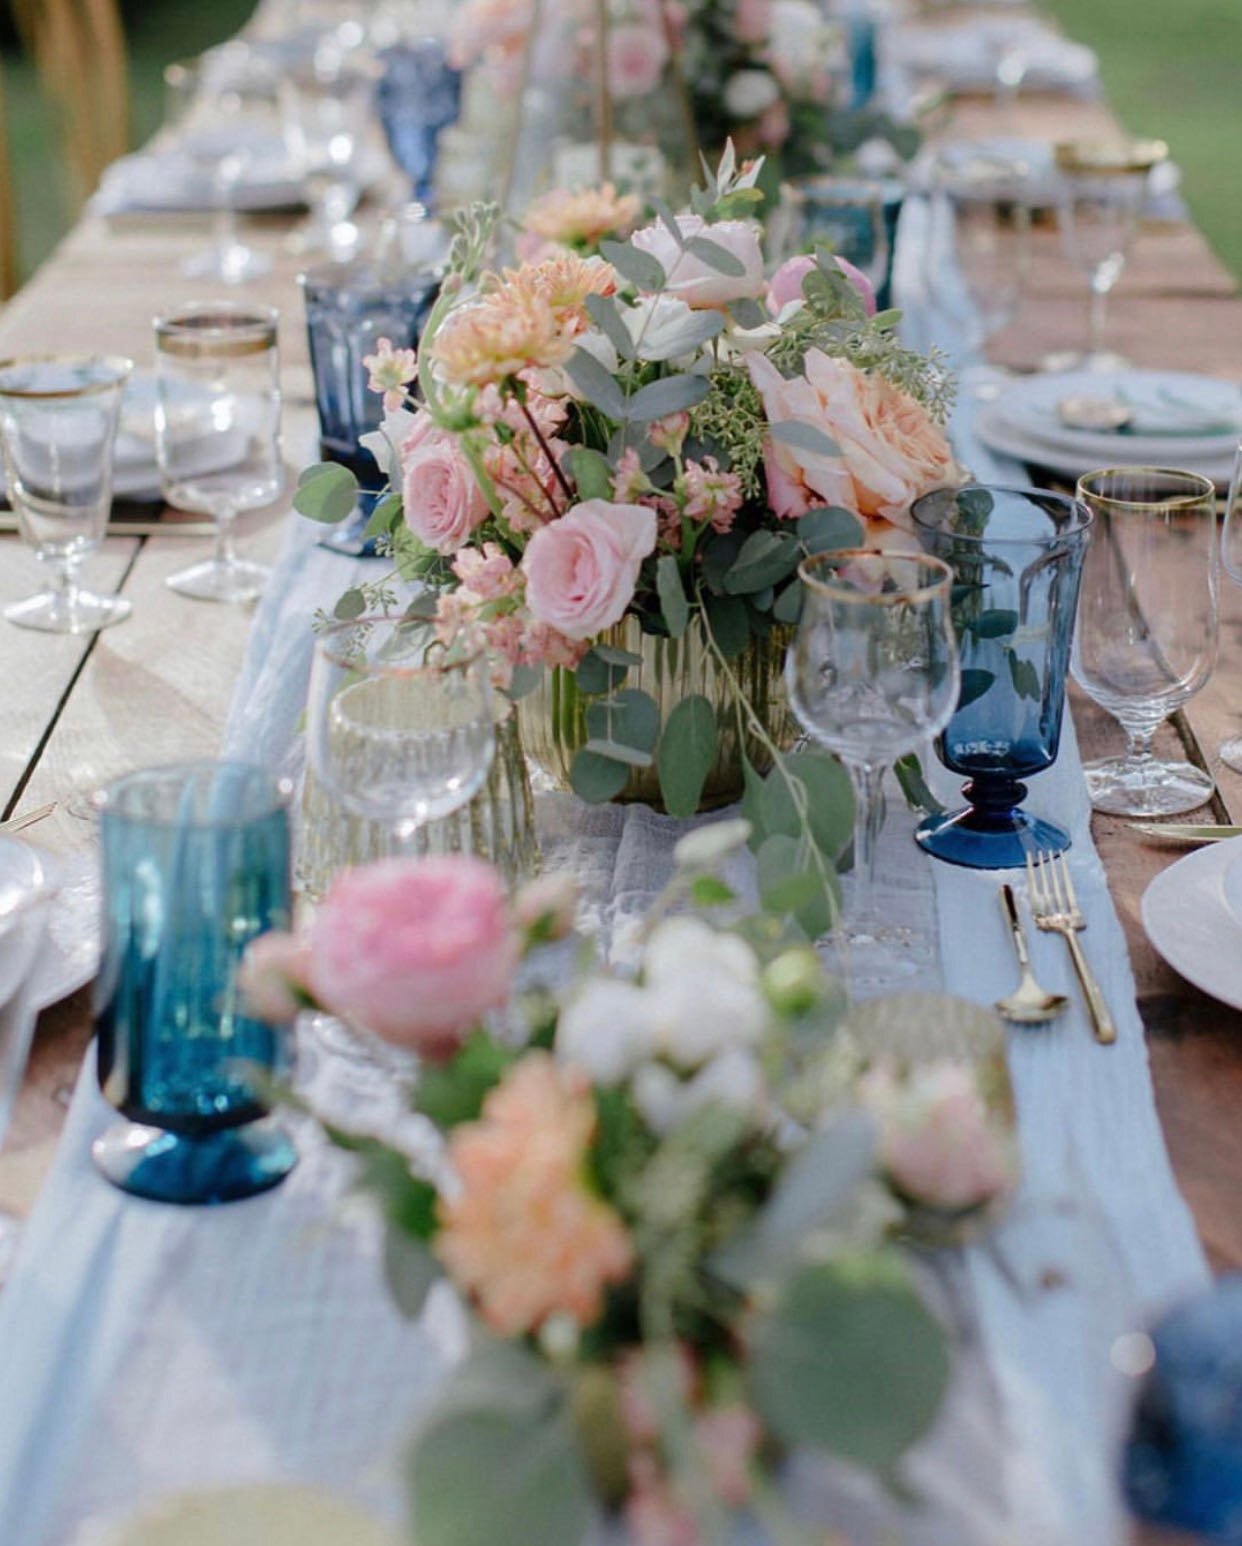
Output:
[238,931,312,1023]
[522,499,657,640]
[767,253,877,316]
[748,348,957,524]
[606,22,669,99]
[306,856,519,1057]
[756,98,790,150]
[859,1059,1018,1213]
[735,0,771,45]
[630,215,766,309]
[401,431,489,554]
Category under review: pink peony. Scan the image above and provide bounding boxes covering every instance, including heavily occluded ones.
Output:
[859,1059,1018,1213]
[767,253,877,316]
[306,856,519,1058]
[401,432,490,554]
[606,22,669,99]
[437,1053,634,1334]
[748,349,957,524]
[630,215,766,309]
[522,499,657,640]
[238,931,312,1023]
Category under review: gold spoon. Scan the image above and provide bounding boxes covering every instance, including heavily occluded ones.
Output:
[994,882,1069,1025]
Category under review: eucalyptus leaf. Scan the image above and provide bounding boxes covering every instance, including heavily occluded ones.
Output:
[747,1254,950,1474]
[566,446,615,502]
[773,579,804,625]
[566,348,627,420]
[383,1226,441,1318]
[293,462,359,524]
[649,196,686,246]
[576,649,629,695]
[585,687,660,755]
[658,695,718,818]
[584,293,635,361]
[505,664,543,701]
[409,1342,596,1546]
[958,669,994,710]
[1008,653,1042,701]
[968,608,1018,640]
[624,373,711,424]
[333,588,367,621]
[700,530,744,595]
[771,420,842,459]
[684,234,748,277]
[599,239,666,292]
[691,874,736,907]
[704,593,751,658]
[571,748,631,802]
[363,493,405,540]
[894,752,945,817]
[723,530,801,595]
[657,555,690,638]
[797,506,865,554]
[582,739,654,768]
[595,645,644,667]
[730,296,768,329]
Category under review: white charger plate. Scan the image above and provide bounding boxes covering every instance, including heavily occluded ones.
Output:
[0,839,48,1007]
[991,369,1242,464]
[1142,835,1242,1010]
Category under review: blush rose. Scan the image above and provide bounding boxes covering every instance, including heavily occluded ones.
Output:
[522,499,658,640]
[401,424,490,555]
[630,215,766,309]
[767,253,877,316]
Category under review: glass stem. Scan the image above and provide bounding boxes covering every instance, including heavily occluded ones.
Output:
[1088,273,1111,358]
[214,162,239,255]
[214,508,238,571]
[52,553,80,611]
[848,760,886,923]
[1123,724,1157,767]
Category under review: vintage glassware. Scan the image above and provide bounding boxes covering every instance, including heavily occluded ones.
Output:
[154,303,283,603]
[375,40,461,209]
[773,175,903,309]
[1049,138,1166,373]
[1217,444,1242,771]
[91,762,298,1204]
[1072,467,1218,817]
[786,549,960,941]
[912,485,1092,869]
[279,51,375,260]
[0,355,133,633]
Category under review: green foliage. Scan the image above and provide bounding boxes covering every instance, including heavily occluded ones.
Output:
[656,555,690,638]
[797,506,865,553]
[626,373,711,423]
[585,688,661,768]
[415,1032,516,1129]
[571,749,631,802]
[658,695,718,817]
[599,239,666,292]
[894,752,945,818]
[293,462,359,524]
[575,648,631,695]
[408,1342,596,1546]
[566,446,615,501]
[747,1253,950,1476]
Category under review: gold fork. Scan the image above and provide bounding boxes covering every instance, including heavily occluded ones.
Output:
[1025,850,1117,1046]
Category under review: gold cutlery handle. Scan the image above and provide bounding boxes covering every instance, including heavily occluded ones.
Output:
[1060,927,1117,1045]
[999,883,1030,966]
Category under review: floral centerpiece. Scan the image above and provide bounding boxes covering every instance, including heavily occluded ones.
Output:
[243,831,1017,1546]
[296,149,957,916]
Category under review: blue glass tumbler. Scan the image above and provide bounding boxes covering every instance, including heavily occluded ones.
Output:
[911,485,1093,870]
[301,259,440,554]
[780,175,904,311]
[91,762,298,1204]
[376,41,461,209]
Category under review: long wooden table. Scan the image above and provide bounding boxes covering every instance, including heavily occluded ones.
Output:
[0,13,1239,1539]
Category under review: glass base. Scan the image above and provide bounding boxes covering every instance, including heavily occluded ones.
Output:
[915,806,1071,869]
[91,1117,297,1204]
[182,242,272,284]
[1040,347,1131,374]
[6,588,131,634]
[166,557,270,604]
[1083,755,1214,818]
[1221,736,1242,775]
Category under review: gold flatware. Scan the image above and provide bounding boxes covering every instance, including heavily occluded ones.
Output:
[994,882,1069,1025]
[1126,822,1242,845]
[1026,850,1117,1046]
[0,802,56,836]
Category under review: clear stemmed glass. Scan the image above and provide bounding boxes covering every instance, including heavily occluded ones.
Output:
[0,355,134,633]
[786,550,960,951]
[279,59,373,260]
[1047,139,1166,374]
[154,303,283,604]
[1072,467,1219,817]
[1216,443,1242,771]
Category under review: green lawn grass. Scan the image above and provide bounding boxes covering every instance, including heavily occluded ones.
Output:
[1040,0,1242,279]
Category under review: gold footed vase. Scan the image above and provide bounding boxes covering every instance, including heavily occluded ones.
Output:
[519,616,798,812]
[296,712,540,901]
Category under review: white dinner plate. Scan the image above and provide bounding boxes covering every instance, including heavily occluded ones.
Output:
[974,404,1238,490]
[0,839,48,1007]
[892,20,1097,93]
[992,369,1242,464]
[1142,835,1242,1010]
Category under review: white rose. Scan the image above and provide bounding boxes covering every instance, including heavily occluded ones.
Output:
[642,917,767,1067]
[624,294,713,362]
[556,977,656,1084]
[632,1048,765,1136]
[723,68,782,119]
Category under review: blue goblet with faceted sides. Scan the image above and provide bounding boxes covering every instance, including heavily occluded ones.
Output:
[91,762,298,1204]
[911,484,1092,870]
[376,40,461,209]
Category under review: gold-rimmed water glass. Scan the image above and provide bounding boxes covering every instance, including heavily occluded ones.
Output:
[0,355,134,633]
[1047,138,1166,374]
[1072,467,1218,816]
[1216,443,1242,771]
[154,302,283,603]
[786,550,960,952]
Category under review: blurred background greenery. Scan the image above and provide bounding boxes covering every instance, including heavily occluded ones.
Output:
[1,0,1240,286]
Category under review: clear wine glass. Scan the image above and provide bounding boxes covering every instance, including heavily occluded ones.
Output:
[1047,139,1166,374]
[0,355,134,634]
[786,550,960,960]
[1216,443,1242,771]
[1072,467,1218,816]
[154,303,283,604]
[279,54,374,261]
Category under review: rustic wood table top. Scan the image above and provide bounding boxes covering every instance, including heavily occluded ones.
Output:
[0,19,1238,1540]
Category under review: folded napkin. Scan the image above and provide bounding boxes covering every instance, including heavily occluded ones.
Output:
[90,142,306,218]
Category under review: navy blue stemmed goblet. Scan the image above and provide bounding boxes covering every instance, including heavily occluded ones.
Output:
[911,484,1093,869]
[376,41,461,209]
[91,762,298,1204]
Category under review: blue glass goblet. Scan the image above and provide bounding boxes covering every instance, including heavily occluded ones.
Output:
[376,41,461,209]
[911,485,1092,869]
[91,762,298,1204]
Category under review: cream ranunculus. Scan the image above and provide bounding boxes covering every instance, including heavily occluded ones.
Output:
[641,916,768,1067]
[629,215,767,309]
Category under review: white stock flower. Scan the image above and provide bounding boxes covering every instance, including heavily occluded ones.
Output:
[359,407,420,483]
[624,294,711,363]
[642,917,767,1067]
[723,68,782,119]
[556,977,656,1084]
